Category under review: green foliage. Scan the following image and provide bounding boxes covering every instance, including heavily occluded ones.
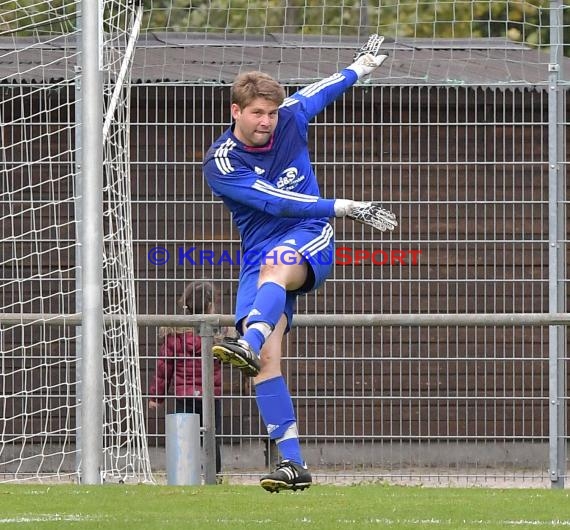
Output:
[365,0,549,41]
[1,1,568,53]
[141,0,569,54]
[184,0,284,34]
[0,0,76,36]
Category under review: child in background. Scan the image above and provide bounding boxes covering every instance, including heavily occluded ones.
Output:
[148,281,223,474]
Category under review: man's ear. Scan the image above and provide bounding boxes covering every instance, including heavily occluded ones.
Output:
[230,103,241,120]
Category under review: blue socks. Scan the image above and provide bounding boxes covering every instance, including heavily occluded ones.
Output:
[246,285,302,464]
[255,375,303,465]
[243,282,287,354]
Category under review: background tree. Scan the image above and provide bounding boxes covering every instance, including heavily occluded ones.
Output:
[0,1,567,54]
[0,0,75,36]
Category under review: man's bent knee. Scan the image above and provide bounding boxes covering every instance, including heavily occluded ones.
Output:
[258,247,308,291]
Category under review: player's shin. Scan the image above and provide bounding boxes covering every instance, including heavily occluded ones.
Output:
[255,375,303,465]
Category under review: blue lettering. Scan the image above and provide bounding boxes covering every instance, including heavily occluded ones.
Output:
[312,250,333,265]
[200,250,215,265]
[281,249,298,265]
[262,250,279,265]
[178,246,196,265]
[243,251,260,265]
[216,250,235,266]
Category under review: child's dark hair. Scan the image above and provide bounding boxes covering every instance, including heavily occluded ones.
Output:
[159,281,214,340]
[177,281,214,315]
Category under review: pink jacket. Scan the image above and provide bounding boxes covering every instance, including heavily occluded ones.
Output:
[149,330,222,402]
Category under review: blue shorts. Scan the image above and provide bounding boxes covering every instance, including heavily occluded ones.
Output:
[235,221,334,334]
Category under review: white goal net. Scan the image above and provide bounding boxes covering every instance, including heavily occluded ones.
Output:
[134,0,563,86]
[0,1,152,483]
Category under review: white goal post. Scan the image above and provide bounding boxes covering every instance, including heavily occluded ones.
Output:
[0,0,152,483]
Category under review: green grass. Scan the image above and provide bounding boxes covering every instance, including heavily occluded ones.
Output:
[1,484,570,529]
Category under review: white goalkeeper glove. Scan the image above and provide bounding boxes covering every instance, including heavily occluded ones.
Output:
[347,34,388,79]
[334,199,398,232]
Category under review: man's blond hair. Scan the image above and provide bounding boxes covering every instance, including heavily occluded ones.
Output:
[231,71,286,109]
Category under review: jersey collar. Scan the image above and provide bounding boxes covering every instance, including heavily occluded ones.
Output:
[230,125,274,152]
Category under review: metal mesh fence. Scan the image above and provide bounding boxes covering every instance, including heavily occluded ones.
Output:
[134,82,566,485]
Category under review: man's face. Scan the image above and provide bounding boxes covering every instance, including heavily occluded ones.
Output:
[231,97,279,147]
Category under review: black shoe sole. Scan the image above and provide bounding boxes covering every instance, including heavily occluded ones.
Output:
[259,478,311,493]
[212,344,260,377]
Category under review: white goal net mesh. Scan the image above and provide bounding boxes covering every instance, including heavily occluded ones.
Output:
[0,1,152,483]
[133,0,567,86]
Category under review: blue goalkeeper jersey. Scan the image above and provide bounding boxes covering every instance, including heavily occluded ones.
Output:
[203,68,359,253]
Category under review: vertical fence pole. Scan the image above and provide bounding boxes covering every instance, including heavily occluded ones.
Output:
[358,0,369,40]
[554,1,568,490]
[547,0,565,489]
[200,322,217,485]
[79,0,104,485]
[74,2,83,480]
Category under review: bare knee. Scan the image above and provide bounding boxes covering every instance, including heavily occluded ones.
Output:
[257,247,308,291]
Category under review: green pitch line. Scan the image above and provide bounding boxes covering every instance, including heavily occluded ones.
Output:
[0,484,570,529]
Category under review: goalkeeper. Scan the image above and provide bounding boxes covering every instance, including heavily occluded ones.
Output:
[203,35,395,493]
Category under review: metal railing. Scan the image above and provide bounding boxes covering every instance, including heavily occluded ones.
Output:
[2,311,568,486]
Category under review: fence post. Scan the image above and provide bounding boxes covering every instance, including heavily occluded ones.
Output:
[547,0,566,489]
[200,322,217,485]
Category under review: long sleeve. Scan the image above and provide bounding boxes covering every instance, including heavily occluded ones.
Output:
[205,159,336,219]
[285,69,359,123]
[148,336,176,402]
